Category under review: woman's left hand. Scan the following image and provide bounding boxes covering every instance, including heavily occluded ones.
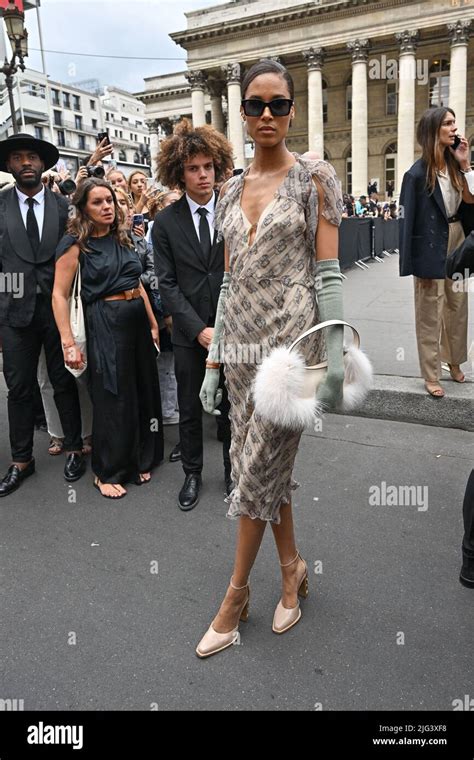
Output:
[132,223,145,238]
[151,325,159,345]
[316,368,344,411]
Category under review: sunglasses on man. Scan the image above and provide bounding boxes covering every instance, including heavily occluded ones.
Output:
[241,98,294,118]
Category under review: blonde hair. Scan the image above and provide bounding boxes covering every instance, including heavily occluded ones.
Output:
[114,185,133,209]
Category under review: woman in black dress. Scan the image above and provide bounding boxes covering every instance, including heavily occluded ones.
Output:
[52,178,163,498]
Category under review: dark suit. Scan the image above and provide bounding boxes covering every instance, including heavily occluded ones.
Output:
[152,192,230,476]
[399,158,452,279]
[446,227,474,568]
[0,185,82,461]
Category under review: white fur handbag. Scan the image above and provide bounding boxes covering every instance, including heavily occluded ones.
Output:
[253,320,373,430]
[65,266,87,378]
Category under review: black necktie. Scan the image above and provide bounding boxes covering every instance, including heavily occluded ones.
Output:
[197,207,212,261]
[26,197,40,258]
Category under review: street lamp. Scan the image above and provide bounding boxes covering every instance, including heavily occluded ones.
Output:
[1,0,29,134]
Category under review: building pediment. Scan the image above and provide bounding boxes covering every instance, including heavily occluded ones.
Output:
[171,0,413,47]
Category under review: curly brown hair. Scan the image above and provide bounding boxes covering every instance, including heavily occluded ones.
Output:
[68,178,133,252]
[157,119,234,191]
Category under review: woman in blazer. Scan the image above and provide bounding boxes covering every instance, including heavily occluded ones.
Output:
[399,106,474,397]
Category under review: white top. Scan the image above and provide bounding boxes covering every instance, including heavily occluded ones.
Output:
[186,193,215,241]
[436,170,462,218]
[15,185,45,239]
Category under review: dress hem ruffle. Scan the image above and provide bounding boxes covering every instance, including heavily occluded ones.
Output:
[224,479,300,525]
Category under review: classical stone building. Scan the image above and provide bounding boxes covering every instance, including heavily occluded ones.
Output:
[137,0,473,198]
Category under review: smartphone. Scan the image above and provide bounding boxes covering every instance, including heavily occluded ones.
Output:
[153,341,160,356]
[97,131,110,146]
[452,134,461,150]
[132,214,144,227]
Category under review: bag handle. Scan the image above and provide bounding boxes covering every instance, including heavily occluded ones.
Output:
[71,264,81,302]
[288,320,361,371]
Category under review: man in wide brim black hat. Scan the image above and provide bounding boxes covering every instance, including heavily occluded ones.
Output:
[0,132,59,173]
[0,130,86,497]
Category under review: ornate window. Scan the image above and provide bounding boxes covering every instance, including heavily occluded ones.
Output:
[429,59,450,107]
[385,142,397,189]
[118,149,127,162]
[345,154,352,195]
[386,81,397,116]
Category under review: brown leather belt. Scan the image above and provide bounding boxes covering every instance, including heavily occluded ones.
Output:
[103,288,141,302]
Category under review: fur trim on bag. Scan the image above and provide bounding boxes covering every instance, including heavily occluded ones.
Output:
[253,344,373,430]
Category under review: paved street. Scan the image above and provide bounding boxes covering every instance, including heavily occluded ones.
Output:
[2,376,473,711]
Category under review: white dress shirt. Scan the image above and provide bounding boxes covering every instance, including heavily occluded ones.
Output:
[186,193,215,242]
[15,185,46,240]
[464,169,474,197]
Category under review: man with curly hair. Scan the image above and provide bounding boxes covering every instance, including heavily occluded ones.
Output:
[152,119,234,511]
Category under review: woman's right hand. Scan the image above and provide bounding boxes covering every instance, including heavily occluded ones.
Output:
[63,343,85,370]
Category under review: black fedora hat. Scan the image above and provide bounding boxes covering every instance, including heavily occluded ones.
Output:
[0,133,59,172]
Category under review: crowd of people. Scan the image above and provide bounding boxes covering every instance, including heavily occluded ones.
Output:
[0,58,473,659]
[342,191,399,219]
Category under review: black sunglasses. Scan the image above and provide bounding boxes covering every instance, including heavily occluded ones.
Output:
[241,98,294,118]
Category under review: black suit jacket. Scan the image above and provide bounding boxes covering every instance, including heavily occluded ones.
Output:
[0,186,69,327]
[399,158,452,279]
[151,192,224,348]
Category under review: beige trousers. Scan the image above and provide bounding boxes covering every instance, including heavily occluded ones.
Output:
[414,277,468,381]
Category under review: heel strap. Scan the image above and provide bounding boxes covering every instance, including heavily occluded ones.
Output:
[230,576,248,590]
[280,552,299,568]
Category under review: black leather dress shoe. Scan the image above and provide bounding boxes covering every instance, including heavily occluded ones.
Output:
[64,453,86,482]
[0,459,35,497]
[178,473,202,511]
[225,469,234,497]
[459,554,474,588]
[169,443,181,463]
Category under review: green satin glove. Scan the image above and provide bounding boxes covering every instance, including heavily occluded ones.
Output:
[199,272,230,416]
[315,259,345,410]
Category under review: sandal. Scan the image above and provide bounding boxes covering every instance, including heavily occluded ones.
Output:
[135,472,152,485]
[424,381,445,398]
[448,364,465,383]
[82,435,92,456]
[48,436,64,456]
[93,477,127,499]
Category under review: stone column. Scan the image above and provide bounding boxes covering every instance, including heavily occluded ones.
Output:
[145,119,160,179]
[395,30,419,195]
[448,20,471,135]
[223,62,245,169]
[302,47,325,156]
[185,70,207,128]
[347,39,370,198]
[208,80,225,134]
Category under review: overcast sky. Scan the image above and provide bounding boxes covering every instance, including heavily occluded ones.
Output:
[19,0,230,93]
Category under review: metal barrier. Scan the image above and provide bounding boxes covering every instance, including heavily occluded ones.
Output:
[338,217,399,271]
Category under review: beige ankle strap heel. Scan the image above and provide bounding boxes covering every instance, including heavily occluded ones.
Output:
[273,552,308,634]
[196,578,250,658]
